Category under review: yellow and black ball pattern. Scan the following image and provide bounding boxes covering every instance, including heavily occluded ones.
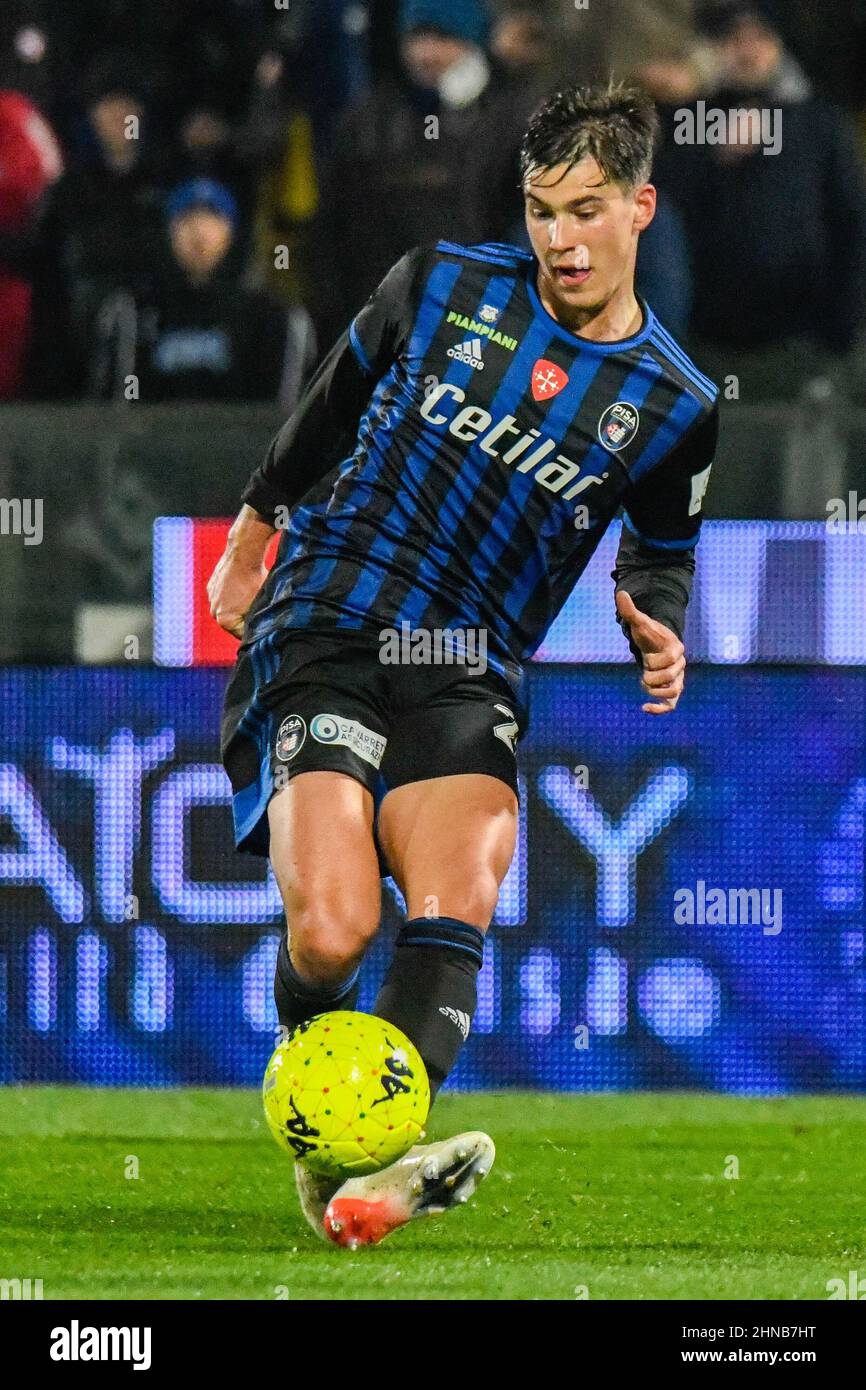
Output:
[262,1011,430,1179]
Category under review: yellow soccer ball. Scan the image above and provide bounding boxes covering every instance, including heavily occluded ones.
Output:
[262,1012,430,1179]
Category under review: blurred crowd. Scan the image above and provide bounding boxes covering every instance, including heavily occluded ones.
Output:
[1,0,866,406]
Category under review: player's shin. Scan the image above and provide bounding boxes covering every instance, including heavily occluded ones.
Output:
[372,917,483,1100]
[273,929,360,1034]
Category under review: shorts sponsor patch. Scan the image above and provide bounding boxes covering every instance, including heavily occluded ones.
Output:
[688,462,713,516]
[492,702,518,754]
[309,713,387,769]
[275,714,306,762]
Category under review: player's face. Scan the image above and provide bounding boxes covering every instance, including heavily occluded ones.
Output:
[524,156,655,324]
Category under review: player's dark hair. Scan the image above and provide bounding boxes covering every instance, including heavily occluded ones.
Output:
[519,81,659,191]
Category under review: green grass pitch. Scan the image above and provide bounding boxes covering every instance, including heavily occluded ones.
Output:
[1,1088,864,1301]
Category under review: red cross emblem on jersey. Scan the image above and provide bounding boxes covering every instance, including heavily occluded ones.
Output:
[531,358,569,402]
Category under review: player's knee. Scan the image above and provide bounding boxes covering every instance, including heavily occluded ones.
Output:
[288,904,376,984]
[427,870,501,931]
[457,885,499,931]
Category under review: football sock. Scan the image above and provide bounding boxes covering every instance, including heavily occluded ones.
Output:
[273,930,360,1033]
[373,917,484,1102]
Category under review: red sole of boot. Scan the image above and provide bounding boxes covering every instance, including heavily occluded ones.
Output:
[323,1197,408,1248]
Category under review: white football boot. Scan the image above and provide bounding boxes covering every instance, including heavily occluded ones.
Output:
[321,1131,495,1249]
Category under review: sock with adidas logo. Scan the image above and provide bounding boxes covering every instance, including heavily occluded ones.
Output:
[372,917,484,1103]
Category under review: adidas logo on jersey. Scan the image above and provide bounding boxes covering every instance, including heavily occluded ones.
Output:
[447,337,485,370]
[439,1006,471,1039]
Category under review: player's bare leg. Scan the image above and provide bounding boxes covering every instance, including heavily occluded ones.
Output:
[322,773,516,1247]
[268,771,383,1233]
[379,772,519,931]
[374,771,518,1094]
[267,770,382,991]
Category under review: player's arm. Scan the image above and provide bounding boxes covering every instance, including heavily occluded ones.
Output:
[208,249,426,637]
[612,402,718,713]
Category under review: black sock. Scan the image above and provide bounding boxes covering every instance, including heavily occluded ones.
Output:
[373,917,484,1101]
[273,931,360,1034]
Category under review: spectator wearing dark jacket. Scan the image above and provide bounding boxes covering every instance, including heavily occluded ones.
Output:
[315,0,532,341]
[668,6,866,395]
[48,55,165,354]
[636,193,693,340]
[89,178,315,407]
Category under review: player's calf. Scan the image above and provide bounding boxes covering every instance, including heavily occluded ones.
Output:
[268,770,382,1032]
[373,917,485,1101]
[271,855,381,1034]
[372,773,517,1101]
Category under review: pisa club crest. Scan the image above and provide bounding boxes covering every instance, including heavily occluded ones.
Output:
[275,714,306,762]
[598,401,640,451]
[531,358,569,401]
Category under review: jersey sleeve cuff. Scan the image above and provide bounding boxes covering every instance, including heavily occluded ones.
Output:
[622,511,700,551]
[240,478,287,527]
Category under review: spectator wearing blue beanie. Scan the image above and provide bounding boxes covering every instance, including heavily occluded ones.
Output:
[86,171,316,408]
[398,0,492,107]
[314,0,510,342]
[165,178,240,232]
[399,0,490,50]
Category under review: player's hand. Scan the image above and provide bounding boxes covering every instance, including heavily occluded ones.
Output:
[615,590,686,715]
[207,547,268,640]
[208,505,276,639]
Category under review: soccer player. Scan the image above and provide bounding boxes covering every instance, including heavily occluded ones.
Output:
[210,82,718,1248]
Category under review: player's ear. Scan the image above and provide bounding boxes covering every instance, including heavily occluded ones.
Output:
[632,183,657,234]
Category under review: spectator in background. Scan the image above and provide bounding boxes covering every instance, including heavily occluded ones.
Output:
[486,0,603,84]
[163,86,256,236]
[666,4,866,398]
[233,0,372,312]
[49,1,266,148]
[635,195,693,341]
[485,3,563,245]
[316,0,539,341]
[252,0,371,158]
[88,178,315,407]
[490,5,557,83]
[48,54,164,363]
[707,1,812,102]
[235,48,322,311]
[510,0,713,91]
[0,88,62,397]
[0,3,60,118]
[720,0,866,112]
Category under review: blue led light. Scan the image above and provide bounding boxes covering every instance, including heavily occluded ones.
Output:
[0,664,862,1091]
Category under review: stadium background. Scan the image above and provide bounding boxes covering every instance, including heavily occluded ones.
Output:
[1,0,864,1095]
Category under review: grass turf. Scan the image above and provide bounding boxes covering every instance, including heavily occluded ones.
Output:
[0,1088,863,1301]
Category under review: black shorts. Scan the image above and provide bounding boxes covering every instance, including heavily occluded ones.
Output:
[221,627,526,858]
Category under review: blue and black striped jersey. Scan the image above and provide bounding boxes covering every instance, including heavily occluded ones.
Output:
[242,240,719,689]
